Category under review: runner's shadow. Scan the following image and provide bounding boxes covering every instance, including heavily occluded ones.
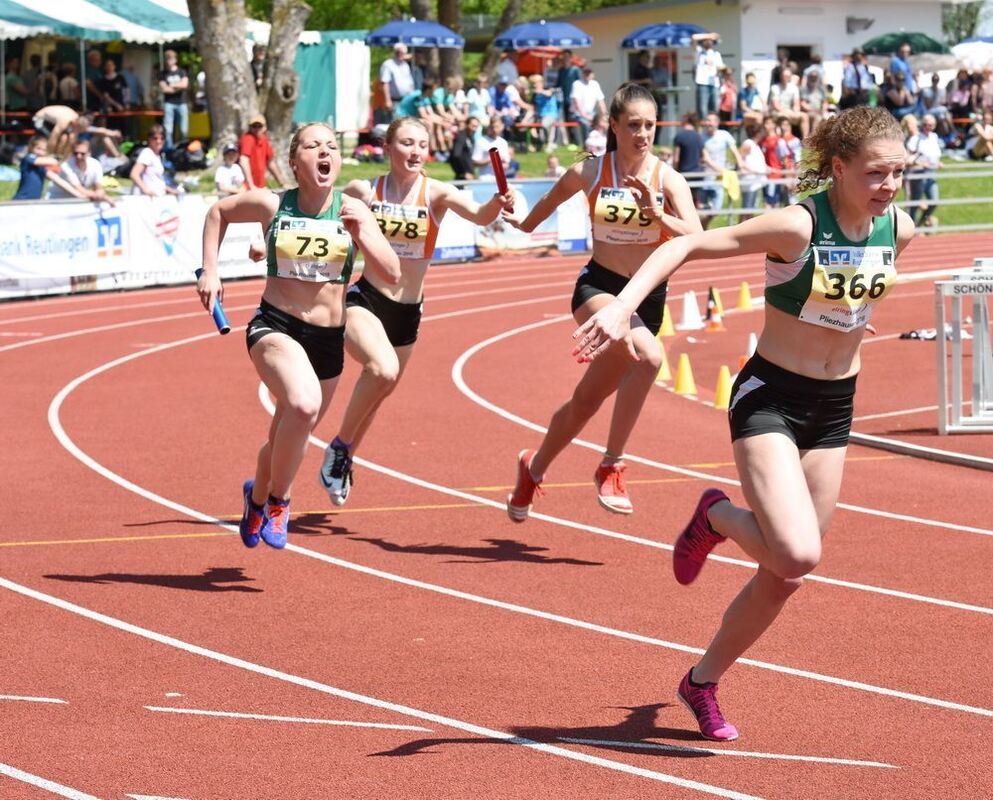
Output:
[371,703,707,758]
[288,512,351,538]
[43,566,263,593]
[348,536,603,566]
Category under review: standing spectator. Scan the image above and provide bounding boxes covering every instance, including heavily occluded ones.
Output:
[800,70,828,133]
[769,47,791,87]
[776,116,802,201]
[158,49,189,150]
[585,113,608,156]
[238,114,291,190]
[802,53,824,83]
[737,122,767,219]
[449,116,480,179]
[947,70,975,120]
[737,72,765,127]
[759,116,785,207]
[629,50,654,89]
[905,113,942,228]
[58,64,81,109]
[496,50,519,86]
[40,52,60,106]
[120,60,145,109]
[768,67,808,138]
[471,118,510,180]
[920,73,951,136]
[840,47,873,109]
[569,67,606,145]
[214,143,247,196]
[83,50,105,113]
[379,44,414,122]
[692,33,724,118]
[410,51,430,91]
[14,134,88,200]
[97,59,127,117]
[23,54,44,112]
[890,43,917,95]
[130,125,180,197]
[673,112,705,210]
[700,112,745,227]
[717,66,737,126]
[250,44,266,92]
[48,138,110,202]
[556,50,582,146]
[5,57,28,112]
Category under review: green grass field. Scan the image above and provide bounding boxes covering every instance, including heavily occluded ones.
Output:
[2,150,988,231]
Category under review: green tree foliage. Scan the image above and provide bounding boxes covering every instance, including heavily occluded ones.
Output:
[942,1,982,45]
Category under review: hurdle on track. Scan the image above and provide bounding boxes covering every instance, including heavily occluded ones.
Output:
[934,259,993,434]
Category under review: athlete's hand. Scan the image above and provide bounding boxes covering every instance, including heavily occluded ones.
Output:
[248,238,266,262]
[493,191,515,213]
[572,301,638,363]
[622,174,656,215]
[197,270,223,313]
[338,200,367,237]
[501,206,530,231]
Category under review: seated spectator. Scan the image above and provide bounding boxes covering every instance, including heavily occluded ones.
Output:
[71,113,124,164]
[14,134,89,201]
[883,71,916,120]
[802,54,824,83]
[544,154,565,178]
[760,115,785,207]
[840,47,873,109]
[214,142,247,196]
[490,77,522,134]
[768,67,807,138]
[505,145,521,179]
[465,74,493,125]
[530,73,562,151]
[471,118,510,181]
[449,116,479,180]
[416,79,451,157]
[799,70,828,133]
[967,108,993,161]
[776,116,802,201]
[947,70,975,120]
[920,73,951,136]
[48,139,111,203]
[904,113,942,228]
[737,72,765,127]
[585,113,608,157]
[131,124,181,197]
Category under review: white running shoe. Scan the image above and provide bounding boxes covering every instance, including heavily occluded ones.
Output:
[319,439,353,506]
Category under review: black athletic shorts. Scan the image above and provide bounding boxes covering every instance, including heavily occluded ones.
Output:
[571,259,668,336]
[728,353,857,450]
[245,299,345,380]
[345,276,422,347]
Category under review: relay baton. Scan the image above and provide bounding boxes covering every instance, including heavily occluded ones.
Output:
[194,268,231,335]
[488,146,513,212]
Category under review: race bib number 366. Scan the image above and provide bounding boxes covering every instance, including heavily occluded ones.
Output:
[799,246,896,331]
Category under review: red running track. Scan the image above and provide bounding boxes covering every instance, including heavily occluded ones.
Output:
[2,233,992,799]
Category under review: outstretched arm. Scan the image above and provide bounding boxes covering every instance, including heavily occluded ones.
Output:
[506,159,591,232]
[572,206,812,361]
[433,179,513,225]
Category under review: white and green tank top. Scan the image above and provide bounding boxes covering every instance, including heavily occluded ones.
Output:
[765,190,897,332]
[266,189,355,283]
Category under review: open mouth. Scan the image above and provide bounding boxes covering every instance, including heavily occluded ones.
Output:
[317,161,331,176]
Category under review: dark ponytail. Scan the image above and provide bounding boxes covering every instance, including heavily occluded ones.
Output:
[605,82,657,153]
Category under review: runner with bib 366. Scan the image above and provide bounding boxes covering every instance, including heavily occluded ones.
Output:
[573,107,915,741]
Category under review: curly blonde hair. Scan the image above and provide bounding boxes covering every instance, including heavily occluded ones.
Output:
[796,107,903,195]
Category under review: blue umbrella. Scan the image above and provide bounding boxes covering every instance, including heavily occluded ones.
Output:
[366,18,464,49]
[621,22,706,49]
[493,20,591,49]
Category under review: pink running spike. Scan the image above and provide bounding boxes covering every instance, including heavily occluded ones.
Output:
[673,488,729,584]
[677,669,739,741]
[506,449,543,523]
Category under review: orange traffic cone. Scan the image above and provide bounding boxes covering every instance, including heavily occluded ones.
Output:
[704,287,726,332]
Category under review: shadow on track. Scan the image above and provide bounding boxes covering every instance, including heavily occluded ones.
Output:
[348,535,604,566]
[43,566,263,593]
[371,703,707,758]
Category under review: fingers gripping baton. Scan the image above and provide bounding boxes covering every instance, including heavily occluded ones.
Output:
[194,268,231,335]
[488,147,513,212]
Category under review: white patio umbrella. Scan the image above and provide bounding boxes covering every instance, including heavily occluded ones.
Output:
[951,37,993,71]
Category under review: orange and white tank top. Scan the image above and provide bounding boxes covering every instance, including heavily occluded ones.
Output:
[587,153,670,246]
[369,175,441,260]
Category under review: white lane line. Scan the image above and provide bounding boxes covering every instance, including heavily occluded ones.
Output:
[0,580,760,800]
[451,314,993,540]
[559,738,899,769]
[42,328,993,718]
[0,694,67,704]
[0,762,98,799]
[145,705,432,731]
[853,405,939,422]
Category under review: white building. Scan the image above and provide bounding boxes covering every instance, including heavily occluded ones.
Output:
[558,0,952,119]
